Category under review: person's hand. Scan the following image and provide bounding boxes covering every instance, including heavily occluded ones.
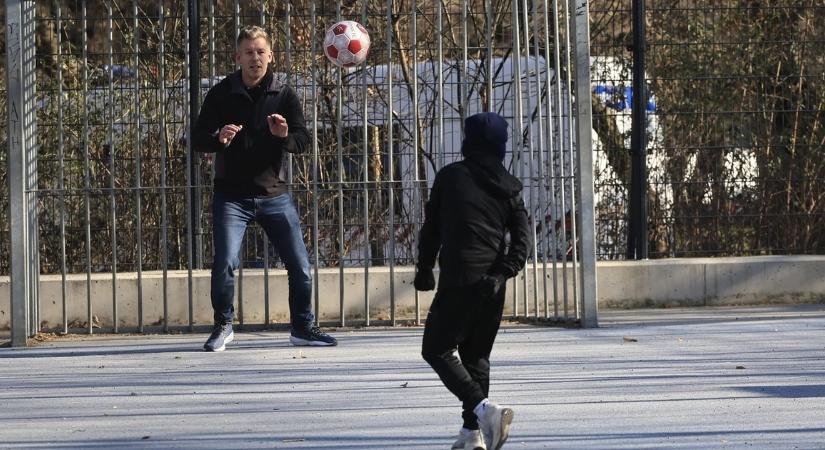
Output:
[218,124,242,145]
[476,274,506,298]
[414,267,435,291]
[267,113,288,138]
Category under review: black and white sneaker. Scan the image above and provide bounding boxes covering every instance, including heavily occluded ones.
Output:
[203,323,234,352]
[289,326,337,346]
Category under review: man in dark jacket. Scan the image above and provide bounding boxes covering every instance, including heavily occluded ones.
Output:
[416,112,530,450]
[193,25,336,351]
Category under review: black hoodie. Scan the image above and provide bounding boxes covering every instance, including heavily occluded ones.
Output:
[417,151,530,289]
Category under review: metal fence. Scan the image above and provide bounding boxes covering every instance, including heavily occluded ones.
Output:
[590,1,825,258]
[3,0,598,344]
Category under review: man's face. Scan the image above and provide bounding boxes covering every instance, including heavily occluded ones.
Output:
[235,37,272,82]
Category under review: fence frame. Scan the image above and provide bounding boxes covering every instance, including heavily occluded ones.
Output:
[4,0,599,346]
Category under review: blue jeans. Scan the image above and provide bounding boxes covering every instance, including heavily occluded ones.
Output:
[211,191,314,329]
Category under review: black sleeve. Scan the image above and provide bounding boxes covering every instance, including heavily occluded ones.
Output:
[192,85,226,154]
[272,86,310,154]
[495,195,530,279]
[416,172,443,270]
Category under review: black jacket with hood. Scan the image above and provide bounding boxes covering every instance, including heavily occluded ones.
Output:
[417,112,530,289]
[192,69,309,197]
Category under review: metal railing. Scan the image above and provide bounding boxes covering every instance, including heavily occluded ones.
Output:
[3,0,598,345]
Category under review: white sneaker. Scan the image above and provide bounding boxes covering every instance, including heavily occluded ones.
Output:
[477,402,514,450]
[451,428,486,450]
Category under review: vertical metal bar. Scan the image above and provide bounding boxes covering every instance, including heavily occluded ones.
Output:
[571,0,598,327]
[541,0,560,319]
[234,0,244,327]
[56,0,68,333]
[460,0,468,124]
[551,0,570,320]
[285,3,294,195]
[234,1,240,71]
[261,2,272,327]
[81,0,93,334]
[262,114,270,319]
[207,0,215,230]
[285,3,292,84]
[511,0,525,319]
[436,2,444,171]
[529,0,550,318]
[24,0,38,335]
[6,0,33,346]
[411,0,421,325]
[106,2,119,333]
[133,0,145,332]
[335,6,345,328]
[521,0,539,317]
[186,0,199,331]
[387,0,396,326]
[562,0,580,317]
[627,0,648,260]
[208,0,215,87]
[361,2,371,327]
[485,0,493,106]
[310,2,321,326]
[159,2,169,332]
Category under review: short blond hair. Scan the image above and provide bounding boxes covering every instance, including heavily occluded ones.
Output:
[236,25,271,49]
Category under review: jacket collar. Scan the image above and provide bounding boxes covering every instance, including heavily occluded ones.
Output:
[228,69,284,96]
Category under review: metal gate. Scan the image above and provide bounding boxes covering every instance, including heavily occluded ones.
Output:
[3,0,597,346]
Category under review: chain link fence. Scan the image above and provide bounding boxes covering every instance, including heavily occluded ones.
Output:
[590,0,825,258]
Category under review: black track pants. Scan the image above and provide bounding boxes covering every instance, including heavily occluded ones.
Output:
[421,286,506,430]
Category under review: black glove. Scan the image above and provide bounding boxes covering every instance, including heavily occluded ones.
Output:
[414,267,436,291]
[476,273,506,298]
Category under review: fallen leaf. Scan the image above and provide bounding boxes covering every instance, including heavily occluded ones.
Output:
[735,365,746,370]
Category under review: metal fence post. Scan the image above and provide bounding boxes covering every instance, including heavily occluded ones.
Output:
[188,0,203,270]
[571,0,598,328]
[6,0,38,346]
[627,0,648,260]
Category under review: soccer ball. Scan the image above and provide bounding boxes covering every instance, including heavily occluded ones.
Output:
[323,20,371,68]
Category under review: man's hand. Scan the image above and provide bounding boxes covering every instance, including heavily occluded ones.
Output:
[414,267,435,291]
[267,113,288,138]
[476,273,506,298]
[218,124,242,145]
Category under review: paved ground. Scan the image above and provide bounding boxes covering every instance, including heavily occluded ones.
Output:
[1,305,824,449]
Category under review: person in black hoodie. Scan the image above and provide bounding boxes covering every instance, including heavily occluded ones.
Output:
[416,112,530,450]
[192,25,336,351]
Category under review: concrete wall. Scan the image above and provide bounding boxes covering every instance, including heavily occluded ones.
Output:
[598,255,825,308]
[2,256,825,330]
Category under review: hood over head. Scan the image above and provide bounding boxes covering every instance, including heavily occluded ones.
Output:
[461,112,509,161]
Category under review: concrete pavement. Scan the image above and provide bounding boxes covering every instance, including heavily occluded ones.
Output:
[1,305,824,449]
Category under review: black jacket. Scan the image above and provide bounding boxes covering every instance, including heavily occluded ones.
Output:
[192,70,309,197]
[417,153,530,289]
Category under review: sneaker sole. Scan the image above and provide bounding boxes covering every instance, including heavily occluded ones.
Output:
[289,335,337,347]
[451,442,485,450]
[204,331,234,352]
[492,408,514,450]
[451,440,485,450]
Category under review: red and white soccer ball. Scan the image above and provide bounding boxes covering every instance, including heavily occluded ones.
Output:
[323,20,371,68]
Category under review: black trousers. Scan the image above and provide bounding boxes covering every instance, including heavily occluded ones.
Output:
[421,285,506,429]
